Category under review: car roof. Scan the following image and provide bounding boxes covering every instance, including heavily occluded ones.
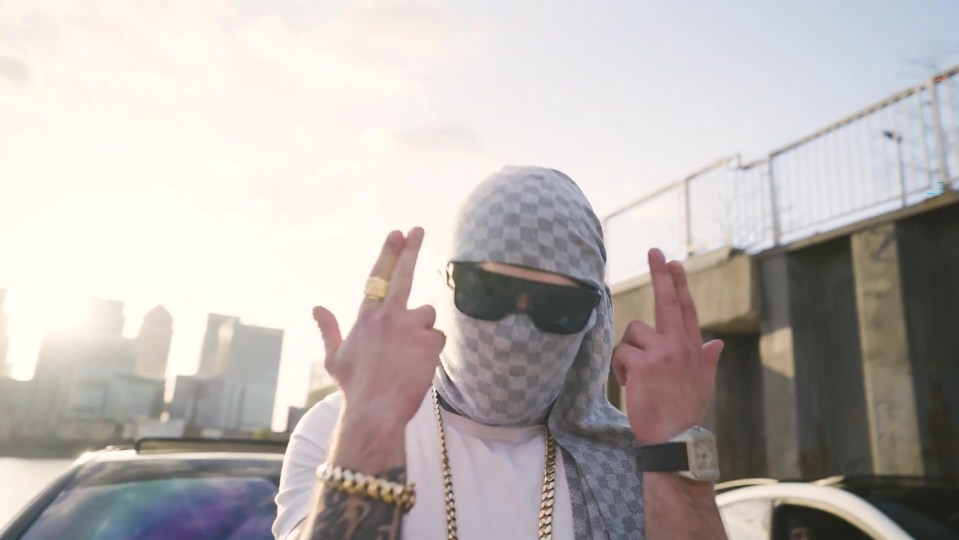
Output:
[74,437,287,465]
[81,449,285,463]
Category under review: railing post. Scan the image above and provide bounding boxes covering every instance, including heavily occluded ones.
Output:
[928,78,952,191]
[767,156,782,247]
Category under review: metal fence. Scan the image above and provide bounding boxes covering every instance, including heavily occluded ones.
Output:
[604,65,959,285]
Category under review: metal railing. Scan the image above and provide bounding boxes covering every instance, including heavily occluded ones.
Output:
[604,65,959,285]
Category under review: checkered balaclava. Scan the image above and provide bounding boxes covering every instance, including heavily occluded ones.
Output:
[433,166,645,539]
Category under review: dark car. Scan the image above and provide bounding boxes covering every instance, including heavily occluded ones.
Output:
[0,438,286,540]
[716,475,959,539]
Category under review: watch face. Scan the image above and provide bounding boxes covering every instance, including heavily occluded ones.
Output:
[687,431,720,482]
[693,440,718,471]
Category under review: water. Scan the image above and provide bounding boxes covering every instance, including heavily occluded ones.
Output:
[0,458,73,528]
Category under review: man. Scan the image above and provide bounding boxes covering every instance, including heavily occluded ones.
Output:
[274,166,728,539]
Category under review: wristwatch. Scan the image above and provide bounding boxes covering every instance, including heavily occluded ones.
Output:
[637,425,720,483]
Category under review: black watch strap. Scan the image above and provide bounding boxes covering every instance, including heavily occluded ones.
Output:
[637,441,689,472]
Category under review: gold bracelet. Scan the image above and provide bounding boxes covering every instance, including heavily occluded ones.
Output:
[316,463,417,513]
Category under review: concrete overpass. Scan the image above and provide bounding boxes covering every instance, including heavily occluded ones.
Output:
[605,66,959,482]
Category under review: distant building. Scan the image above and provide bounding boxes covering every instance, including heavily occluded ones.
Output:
[168,375,201,426]
[193,314,284,430]
[286,406,307,433]
[22,299,167,436]
[62,334,165,423]
[24,329,81,435]
[0,289,9,378]
[0,376,30,439]
[169,375,244,431]
[197,314,239,376]
[121,418,185,440]
[135,305,173,379]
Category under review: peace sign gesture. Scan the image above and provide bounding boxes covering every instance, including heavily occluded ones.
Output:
[312,227,446,428]
[612,248,725,445]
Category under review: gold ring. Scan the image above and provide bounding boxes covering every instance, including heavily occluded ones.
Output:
[364,277,390,301]
[431,328,446,339]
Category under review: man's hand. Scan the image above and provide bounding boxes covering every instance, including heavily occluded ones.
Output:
[612,247,724,444]
[303,228,445,540]
[613,248,729,540]
[313,227,446,431]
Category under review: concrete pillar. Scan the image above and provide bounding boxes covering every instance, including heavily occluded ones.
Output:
[789,238,872,478]
[896,203,959,477]
[706,332,766,480]
[758,254,802,478]
[850,223,924,475]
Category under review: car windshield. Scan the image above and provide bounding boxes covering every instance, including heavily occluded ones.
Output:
[20,457,281,540]
[866,496,959,539]
[844,479,959,539]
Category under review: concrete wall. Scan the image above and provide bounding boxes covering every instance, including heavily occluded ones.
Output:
[758,254,801,478]
[788,237,872,478]
[705,332,766,480]
[611,250,761,339]
[850,223,924,475]
[896,203,959,477]
[608,198,958,481]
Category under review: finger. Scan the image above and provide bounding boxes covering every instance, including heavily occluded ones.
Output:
[312,306,342,360]
[621,319,660,349]
[648,248,684,335]
[426,327,447,352]
[359,230,406,314]
[386,227,424,309]
[612,342,644,386]
[703,339,725,366]
[408,304,437,329]
[667,261,703,347]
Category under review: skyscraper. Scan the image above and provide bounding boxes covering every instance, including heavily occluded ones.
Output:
[195,313,284,430]
[197,314,239,376]
[135,305,173,379]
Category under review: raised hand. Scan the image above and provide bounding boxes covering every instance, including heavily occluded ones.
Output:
[312,227,446,428]
[612,248,725,444]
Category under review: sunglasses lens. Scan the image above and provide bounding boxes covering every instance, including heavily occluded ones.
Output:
[452,265,514,321]
[450,263,599,334]
[528,285,597,334]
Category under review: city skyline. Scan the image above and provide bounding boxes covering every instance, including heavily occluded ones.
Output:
[1,294,290,446]
[0,290,291,430]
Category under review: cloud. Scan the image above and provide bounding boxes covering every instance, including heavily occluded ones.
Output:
[0,56,30,85]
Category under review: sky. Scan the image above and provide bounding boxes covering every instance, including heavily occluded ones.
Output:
[1,0,958,430]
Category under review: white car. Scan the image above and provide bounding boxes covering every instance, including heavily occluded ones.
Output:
[716,476,959,540]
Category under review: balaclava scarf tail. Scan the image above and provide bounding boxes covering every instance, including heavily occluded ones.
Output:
[433,166,645,539]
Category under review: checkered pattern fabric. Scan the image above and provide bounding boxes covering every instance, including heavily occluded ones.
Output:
[433,166,645,539]
[435,300,593,426]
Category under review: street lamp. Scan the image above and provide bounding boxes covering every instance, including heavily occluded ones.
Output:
[883,130,907,207]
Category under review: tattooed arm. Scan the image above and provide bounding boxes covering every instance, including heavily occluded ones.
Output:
[302,404,408,540]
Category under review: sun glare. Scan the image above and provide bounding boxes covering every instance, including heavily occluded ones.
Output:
[4,286,88,379]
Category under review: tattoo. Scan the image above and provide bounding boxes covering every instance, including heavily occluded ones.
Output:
[308,467,407,540]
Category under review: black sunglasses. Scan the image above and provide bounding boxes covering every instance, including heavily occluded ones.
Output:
[446,262,601,335]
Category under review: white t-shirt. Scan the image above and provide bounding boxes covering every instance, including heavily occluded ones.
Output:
[273,391,575,540]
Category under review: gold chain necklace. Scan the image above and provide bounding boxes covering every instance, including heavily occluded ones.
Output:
[430,386,557,540]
